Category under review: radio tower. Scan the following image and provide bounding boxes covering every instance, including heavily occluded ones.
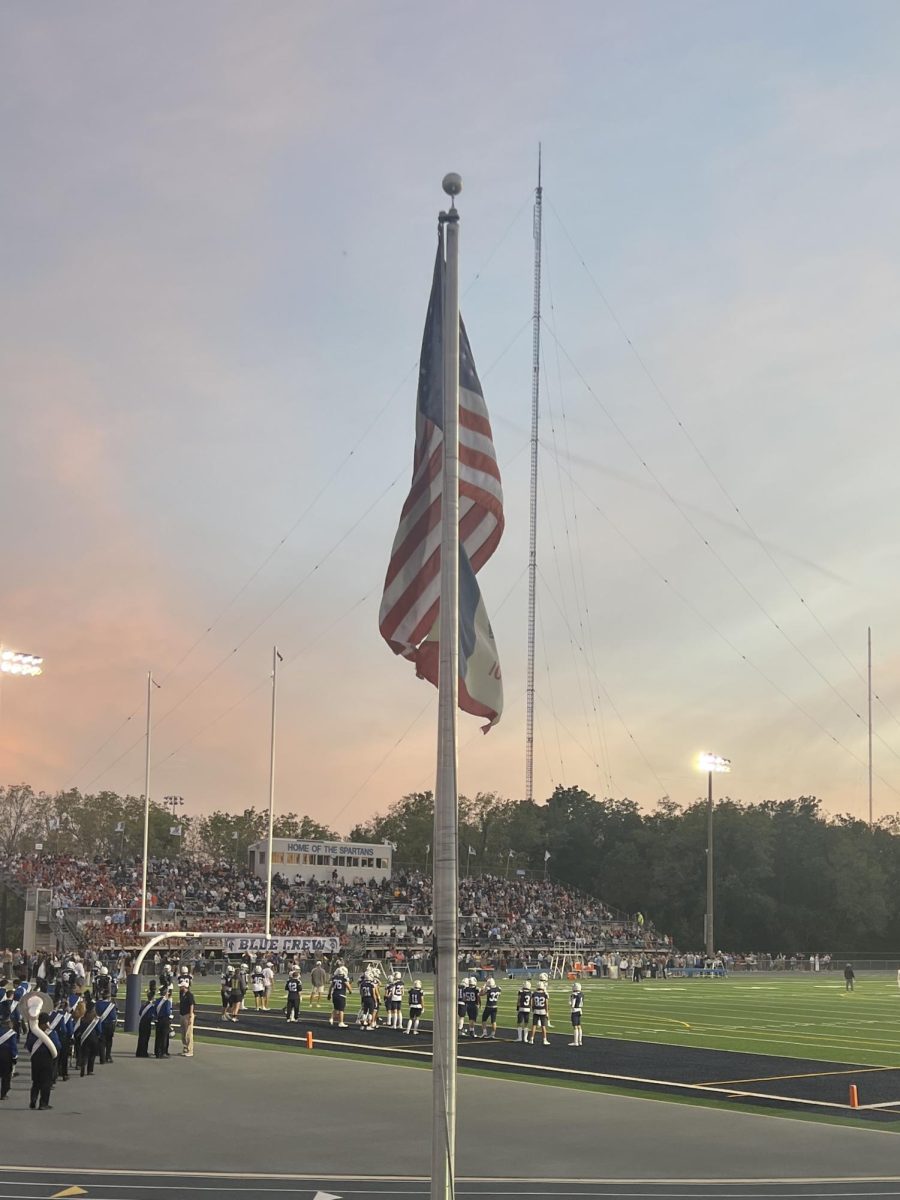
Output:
[525,147,543,805]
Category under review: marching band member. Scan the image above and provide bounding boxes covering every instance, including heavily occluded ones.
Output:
[135,985,156,1058]
[26,1012,58,1110]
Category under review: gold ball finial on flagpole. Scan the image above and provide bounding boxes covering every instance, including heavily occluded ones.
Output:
[442,173,462,198]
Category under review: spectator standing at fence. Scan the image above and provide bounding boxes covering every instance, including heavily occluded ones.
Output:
[844,963,855,992]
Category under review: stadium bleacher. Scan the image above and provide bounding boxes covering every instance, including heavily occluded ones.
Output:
[8,852,667,959]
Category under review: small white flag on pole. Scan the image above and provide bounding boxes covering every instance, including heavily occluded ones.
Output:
[114,822,125,834]
[507,849,515,859]
[467,845,476,857]
[169,825,182,837]
[544,849,551,862]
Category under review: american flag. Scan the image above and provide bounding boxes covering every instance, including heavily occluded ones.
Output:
[379,228,504,728]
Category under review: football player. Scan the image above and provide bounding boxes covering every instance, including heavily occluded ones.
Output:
[530,980,550,1045]
[568,981,584,1046]
[285,969,302,1022]
[538,971,554,1027]
[328,966,351,1028]
[250,961,266,1011]
[220,964,234,1021]
[462,976,480,1038]
[406,979,424,1035]
[479,977,501,1040]
[388,972,404,1029]
[358,968,378,1029]
[515,979,532,1041]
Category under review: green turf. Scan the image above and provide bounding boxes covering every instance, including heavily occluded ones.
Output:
[187,972,900,1068]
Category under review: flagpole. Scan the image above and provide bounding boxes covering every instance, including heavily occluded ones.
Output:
[525,145,543,806]
[432,172,462,1200]
[868,625,873,828]
[265,645,281,939]
[140,670,154,934]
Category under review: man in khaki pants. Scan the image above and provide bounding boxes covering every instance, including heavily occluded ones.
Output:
[179,980,196,1058]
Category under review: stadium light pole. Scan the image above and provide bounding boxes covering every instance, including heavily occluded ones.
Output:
[698,752,731,959]
[264,646,282,940]
[163,795,185,853]
[0,647,43,949]
[140,671,160,935]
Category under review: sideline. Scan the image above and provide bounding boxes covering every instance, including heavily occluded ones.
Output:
[193,1024,895,1115]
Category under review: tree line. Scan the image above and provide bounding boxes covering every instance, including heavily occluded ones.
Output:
[355,787,900,952]
[2,780,898,951]
[0,783,336,872]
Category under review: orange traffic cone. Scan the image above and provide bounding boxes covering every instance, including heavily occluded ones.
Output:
[849,1084,859,1108]
[306,1030,314,1050]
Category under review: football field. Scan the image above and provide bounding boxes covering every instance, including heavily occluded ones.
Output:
[189,971,900,1068]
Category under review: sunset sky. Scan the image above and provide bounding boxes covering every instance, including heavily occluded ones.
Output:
[3,1,900,832]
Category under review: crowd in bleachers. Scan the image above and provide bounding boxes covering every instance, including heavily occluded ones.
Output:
[7,852,665,954]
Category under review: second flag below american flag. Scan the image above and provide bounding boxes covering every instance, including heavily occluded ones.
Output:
[379,227,504,729]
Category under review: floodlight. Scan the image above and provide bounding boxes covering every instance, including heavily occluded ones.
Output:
[0,649,44,677]
[698,752,731,773]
